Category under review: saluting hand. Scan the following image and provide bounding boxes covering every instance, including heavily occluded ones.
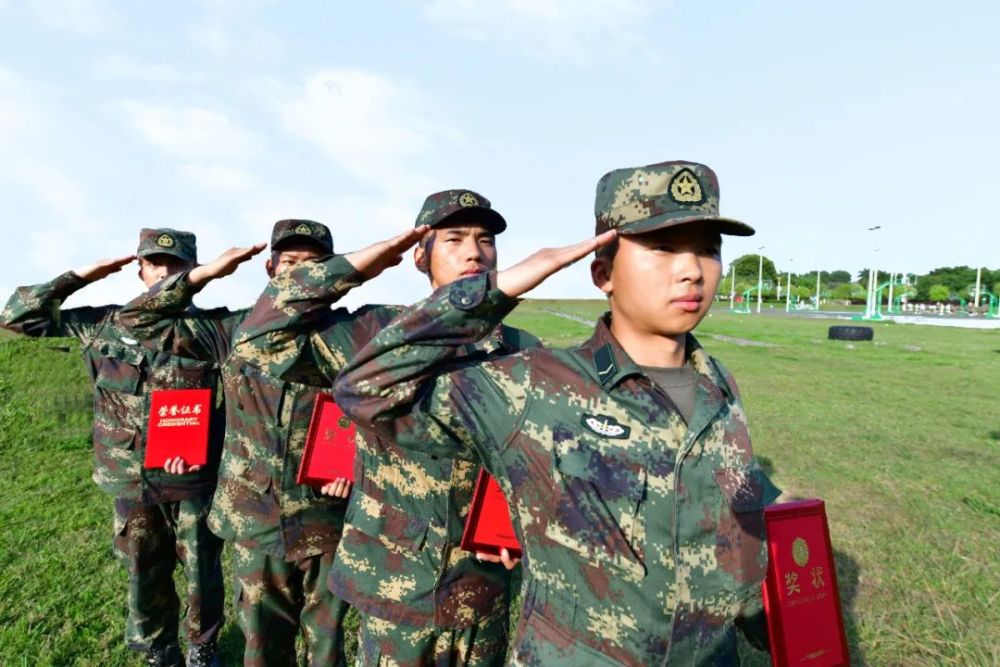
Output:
[72,255,137,282]
[344,225,429,280]
[496,230,616,298]
[188,243,268,286]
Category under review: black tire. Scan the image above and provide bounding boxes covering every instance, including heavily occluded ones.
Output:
[828,325,874,341]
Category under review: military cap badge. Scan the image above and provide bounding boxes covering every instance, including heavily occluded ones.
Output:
[295,223,313,236]
[156,233,175,248]
[458,192,480,207]
[668,168,704,204]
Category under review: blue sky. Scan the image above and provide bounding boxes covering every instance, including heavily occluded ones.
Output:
[1,0,997,309]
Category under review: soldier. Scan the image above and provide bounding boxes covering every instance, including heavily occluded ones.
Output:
[314,191,540,666]
[0,229,248,667]
[119,219,425,667]
[333,161,781,665]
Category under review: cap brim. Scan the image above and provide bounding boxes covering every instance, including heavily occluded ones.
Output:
[137,248,194,261]
[432,208,508,234]
[272,234,333,253]
[616,213,755,237]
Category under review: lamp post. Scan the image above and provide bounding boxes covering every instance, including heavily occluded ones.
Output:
[785,259,793,312]
[757,246,765,314]
[887,272,895,314]
[729,263,736,310]
[865,226,882,319]
[815,269,822,311]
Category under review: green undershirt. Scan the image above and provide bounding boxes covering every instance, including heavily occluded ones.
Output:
[640,363,700,425]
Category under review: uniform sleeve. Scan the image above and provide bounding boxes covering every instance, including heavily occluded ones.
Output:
[0,271,114,344]
[232,254,363,348]
[117,271,248,364]
[228,254,366,377]
[118,271,202,338]
[333,271,530,466]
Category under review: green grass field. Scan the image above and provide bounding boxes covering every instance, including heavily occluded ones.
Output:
[2,303,998,666]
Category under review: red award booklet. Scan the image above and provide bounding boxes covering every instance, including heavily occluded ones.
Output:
[144,388,212,469]
[460,469,522,558]
[296,393,357,486]
[763,499,850,667]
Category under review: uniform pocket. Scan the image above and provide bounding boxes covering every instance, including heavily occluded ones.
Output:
[95,344,144,395]
[544,444,647,581]
[151,355,218,390]
[514,602,624,666]
[345,491,430,553]
[712,462,781,591]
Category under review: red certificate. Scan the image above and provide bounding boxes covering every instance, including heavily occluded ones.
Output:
[763,499,850,667]
[296,393,356,486]
[144,388,212,469]
[460,469,522,558]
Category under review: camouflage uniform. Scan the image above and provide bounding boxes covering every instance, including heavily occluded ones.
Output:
[314,191,536,666]
[120,220,389,667]
[333,163,780,665]
[0,229,228,660]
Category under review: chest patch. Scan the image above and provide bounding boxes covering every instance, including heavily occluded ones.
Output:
[119,336,139,346]
[580,414,631,439]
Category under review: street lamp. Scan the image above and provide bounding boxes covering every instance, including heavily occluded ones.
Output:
[729,262,736,310]
[785,259,793,313]
[757,246,765,314]
[865,225,882,319]
[814,269,822,311]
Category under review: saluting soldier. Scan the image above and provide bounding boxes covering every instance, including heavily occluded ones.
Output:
[333,161,781,665]
[118,220,423,667]
[0,229,240,667]
[321,191,541,665]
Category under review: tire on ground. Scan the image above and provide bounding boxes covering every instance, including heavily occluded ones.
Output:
[828,325,874,341]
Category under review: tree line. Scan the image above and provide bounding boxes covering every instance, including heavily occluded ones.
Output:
[722,255,1000,304]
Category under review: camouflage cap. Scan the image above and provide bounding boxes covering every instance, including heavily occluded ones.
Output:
[137,228,197,262]
[594,160,754,237]
[270,219,333,254]
[415,189,507,234]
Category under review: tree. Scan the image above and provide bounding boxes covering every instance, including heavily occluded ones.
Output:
[928,284,950,302]
[729,254,777,289]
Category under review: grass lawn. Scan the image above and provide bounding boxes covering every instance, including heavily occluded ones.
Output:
[2,301,998,665]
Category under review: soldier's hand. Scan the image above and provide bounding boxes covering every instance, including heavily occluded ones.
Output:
[496,230,616,298]
[476,548,520,570]
[72,255,137,282]
[320,478,353,499]
[189,243,268,286]
[163,457,201,475]
[344,226,429,280]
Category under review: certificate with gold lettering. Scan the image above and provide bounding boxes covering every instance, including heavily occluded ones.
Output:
[296,393,357,486]
[144,388,212,468]
[762,499,849,667]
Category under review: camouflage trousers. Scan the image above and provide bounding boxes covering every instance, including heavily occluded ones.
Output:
[233,544,351,667]
[112,496,225,653]
[355,610,510,667]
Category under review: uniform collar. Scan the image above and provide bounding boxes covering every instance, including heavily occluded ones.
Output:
[582,313,733,400]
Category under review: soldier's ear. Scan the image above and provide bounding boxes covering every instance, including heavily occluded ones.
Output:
[413,245,428,274]
[591,256,613,296]
[265,256,275,279]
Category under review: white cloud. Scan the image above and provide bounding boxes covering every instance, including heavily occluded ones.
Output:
[121,101,257,161]
[276,70,438,194]
[94,53,202,85]
[421,0,659,63]
[180,163,256,193]
[28,0,120,35]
